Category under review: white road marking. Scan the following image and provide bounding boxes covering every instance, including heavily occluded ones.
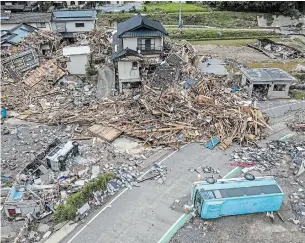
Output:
[65,144,188,243]
[261,100,305,112]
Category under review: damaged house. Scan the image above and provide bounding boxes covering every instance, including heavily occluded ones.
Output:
[52,10,97,40]
[241,68,296,99]
[1,23,37,50]
[0,11,52,30]
[112,14,168,92]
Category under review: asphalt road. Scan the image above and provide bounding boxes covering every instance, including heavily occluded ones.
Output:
[61,99,304,243]
[62,143,238,243]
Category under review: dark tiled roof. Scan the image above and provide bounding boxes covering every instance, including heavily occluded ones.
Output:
[112,48,141,61]
[0,12,52,24]
[121,30,165,38]
[1,5,25,11]
[117,14,168,38]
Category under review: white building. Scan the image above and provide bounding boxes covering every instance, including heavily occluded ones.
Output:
[63,45,90,75]
[52,10,97,39]
[113,14,168,92]
[0,12,52,30]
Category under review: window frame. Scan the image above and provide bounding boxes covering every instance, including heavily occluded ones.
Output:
[132,61,138,70]
[137,38,155,51]
[75,23,85,28]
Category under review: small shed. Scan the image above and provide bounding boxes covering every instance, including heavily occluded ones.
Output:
[241,68,296,99]
[63,45,90,75]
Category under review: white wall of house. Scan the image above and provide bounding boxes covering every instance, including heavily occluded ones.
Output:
[122,37,162,51]
[0,22,52,31]
[66,54,89,75]
[51,20,95,32]
[118,61,140,81]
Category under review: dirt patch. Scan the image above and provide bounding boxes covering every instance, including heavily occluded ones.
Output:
[195,45,270,63]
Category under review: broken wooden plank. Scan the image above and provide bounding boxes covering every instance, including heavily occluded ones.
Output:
[88,124,122,142]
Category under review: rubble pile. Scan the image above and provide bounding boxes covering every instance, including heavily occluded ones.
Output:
[287,109,305,132]
[2,73,269,148]
[107,78,267,148]
[74,28,112,64]
[247,38,304,59]
[19,30,63,56]
[231,140,305,172]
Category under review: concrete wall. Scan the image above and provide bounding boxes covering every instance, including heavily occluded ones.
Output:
[66,54,89,75]
[51,20,95,32]
[0,22,52,31]
[257,14,305,27]
[122,37,163,51]
[118,61,140,81]
[4,201,41,217]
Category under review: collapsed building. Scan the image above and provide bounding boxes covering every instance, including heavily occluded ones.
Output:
[241,68,296,99]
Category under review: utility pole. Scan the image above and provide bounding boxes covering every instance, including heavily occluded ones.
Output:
[178,1,183,29]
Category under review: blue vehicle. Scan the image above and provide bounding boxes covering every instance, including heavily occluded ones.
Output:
[191,176,284,219]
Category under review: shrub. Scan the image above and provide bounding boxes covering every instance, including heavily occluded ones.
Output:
[53,173,114,222]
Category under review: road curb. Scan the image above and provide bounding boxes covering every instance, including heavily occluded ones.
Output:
[157,165,242,243]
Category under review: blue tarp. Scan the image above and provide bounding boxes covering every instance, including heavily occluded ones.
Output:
[205,136,220,149]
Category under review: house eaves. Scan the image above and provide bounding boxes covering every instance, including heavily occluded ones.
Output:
[117,14,168,38]
[121,30,166,38]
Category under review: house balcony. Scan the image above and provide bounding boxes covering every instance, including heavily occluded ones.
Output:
[137,46,163,55]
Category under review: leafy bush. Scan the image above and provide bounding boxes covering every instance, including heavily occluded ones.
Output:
[53,173,114,222]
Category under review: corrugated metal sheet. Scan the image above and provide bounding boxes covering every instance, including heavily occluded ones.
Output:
[121,30,165,37]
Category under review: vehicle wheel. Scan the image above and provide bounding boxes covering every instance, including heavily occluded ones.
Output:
[58,156,65,162]
[244,173,255,181]
[72,141,79,147]
[205,177,216,184]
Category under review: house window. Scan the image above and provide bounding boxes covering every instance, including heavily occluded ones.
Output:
[36,22,46,28]
[132,61,138,70]
[75,23,85,28]
[137,38,155,51]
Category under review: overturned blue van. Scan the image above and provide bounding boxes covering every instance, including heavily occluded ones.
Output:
[191,176,284,219]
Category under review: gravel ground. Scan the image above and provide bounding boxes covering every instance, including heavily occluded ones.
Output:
[194,45,271,63]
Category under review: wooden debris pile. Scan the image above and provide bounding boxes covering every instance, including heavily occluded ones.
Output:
[74,28,112,64]
[19,30,63,56]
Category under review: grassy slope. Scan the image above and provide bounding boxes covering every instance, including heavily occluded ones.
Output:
[167,29,280,41]
[98,11,260,28]
[142,2,207,13]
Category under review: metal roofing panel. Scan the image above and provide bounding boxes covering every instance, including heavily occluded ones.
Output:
[53,10,97,18]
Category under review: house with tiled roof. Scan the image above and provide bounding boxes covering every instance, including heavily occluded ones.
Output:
[112,14,168,92]
[51,10,97,38]
[0,12,52,30]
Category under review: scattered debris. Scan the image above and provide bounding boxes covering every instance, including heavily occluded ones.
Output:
[247,38,304,59]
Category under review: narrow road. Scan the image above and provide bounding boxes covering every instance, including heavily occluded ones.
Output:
[62,143,237,243]
[61,100,304,243]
